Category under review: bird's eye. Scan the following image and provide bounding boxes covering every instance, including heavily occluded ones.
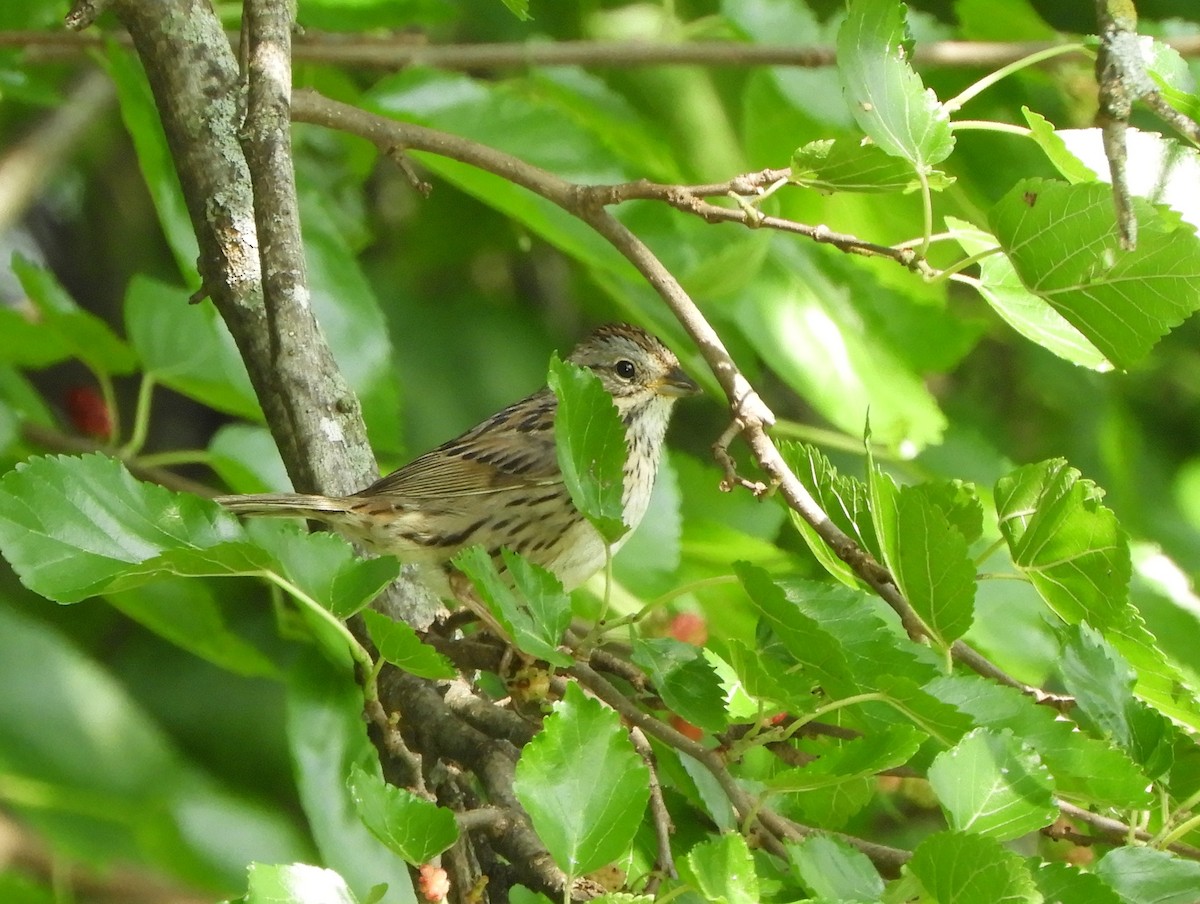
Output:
[614,359,637,380]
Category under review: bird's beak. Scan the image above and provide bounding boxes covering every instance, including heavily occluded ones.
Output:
[657,365,701,398]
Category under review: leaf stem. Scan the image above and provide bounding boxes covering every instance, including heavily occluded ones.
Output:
[262,571,376,693]
[951,119,1033,137]
[916,168,933,260]
[943,42,1089,113]
[973,536,1009,568]
[131,448,212,469]
[927,246,1003,284]
[116,374,156,458]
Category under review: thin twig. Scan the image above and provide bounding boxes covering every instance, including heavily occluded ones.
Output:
[290,89,1073,707]
[629,727,677,884]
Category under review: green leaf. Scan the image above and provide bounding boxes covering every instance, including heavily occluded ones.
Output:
[0,306,73,368]
[105,47,199,283]
[452,545,573,667]
[872,675,973,746]
[1058,623,1174,778]
[248,522,400,619]
[768,725,924,792]
[105,578,278,677]
[686,832,758,904]
[12,255,137,376]
[778,441,879,588]
[0,454,246,603]
[300,190,402,454]
[735,254,946,450]
[869,467,976,647]
[989,178,1200,368]
[927,728,1057,840]
[791,136,953,193]
[837,0,954,170]
[0,604,307,885]
[787,835,885,902]
[945,216,1111,371]
[208,424,291,494]
[499,0,530,20]
[1035,121,1200,234]
[124,275,261,421]
[242,863,360,904]
[513,682,649,878]
[995,459,1131,630]
[1095,847,1200,904]
[1022,109,1099,184]
[922,478,984,545]
[927,674,1154,808]
[348,764,458,864]
[360,609,456,680]
[909,831,1041,904]
[737,563,857,695]
[1034,862,1123,904]
[286,653,418,904]
[547,353,628,543]
[630,637,726,733]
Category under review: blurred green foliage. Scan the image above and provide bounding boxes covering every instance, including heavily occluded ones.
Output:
[1,0,1200,901]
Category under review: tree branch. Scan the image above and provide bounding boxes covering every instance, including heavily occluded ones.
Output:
[13,29,1200,70]
[289,89,1070,706]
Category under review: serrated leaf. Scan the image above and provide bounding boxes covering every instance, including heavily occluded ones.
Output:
[1059,623,1174,778]
[1022,109,1099,184]
[687,833,758,904]
[909,831,1041,903]
[124,275,261,421]
[926,674,1154,807]
[921,479,984,545]
[0,454,245,603]
[1050,125,1200,234]
[872,675,973,746]
[869,467,976,646]
[837,0,954,170]
[244,862,360,904]
[451,545,573,667]
[12,255,137,376]
[1095,847,1200,904]
[787,835,885,902]
[513,682,649,878]
[995,459,1131,630]
[247,520,400,619]
[989,179,1200,368]
[768,725,924,792]
[630,637,726,733]
[547,354,628,543]
[928,728,1057,840]
[1034,862,1123,904]
[737,563,857,694]
[791,136,953,193]
[774,575,942,688]
[779,441,879,588]
[360,609,456,680]
[945,216,1111,370]
[348,764,458,864]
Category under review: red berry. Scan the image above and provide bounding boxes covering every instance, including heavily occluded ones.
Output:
[64,385,113,441]
[668,612,708,645]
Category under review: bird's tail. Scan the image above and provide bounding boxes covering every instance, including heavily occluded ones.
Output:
[214,493,352,520]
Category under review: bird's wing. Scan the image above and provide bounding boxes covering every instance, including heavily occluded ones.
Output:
[357,389,561,500]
